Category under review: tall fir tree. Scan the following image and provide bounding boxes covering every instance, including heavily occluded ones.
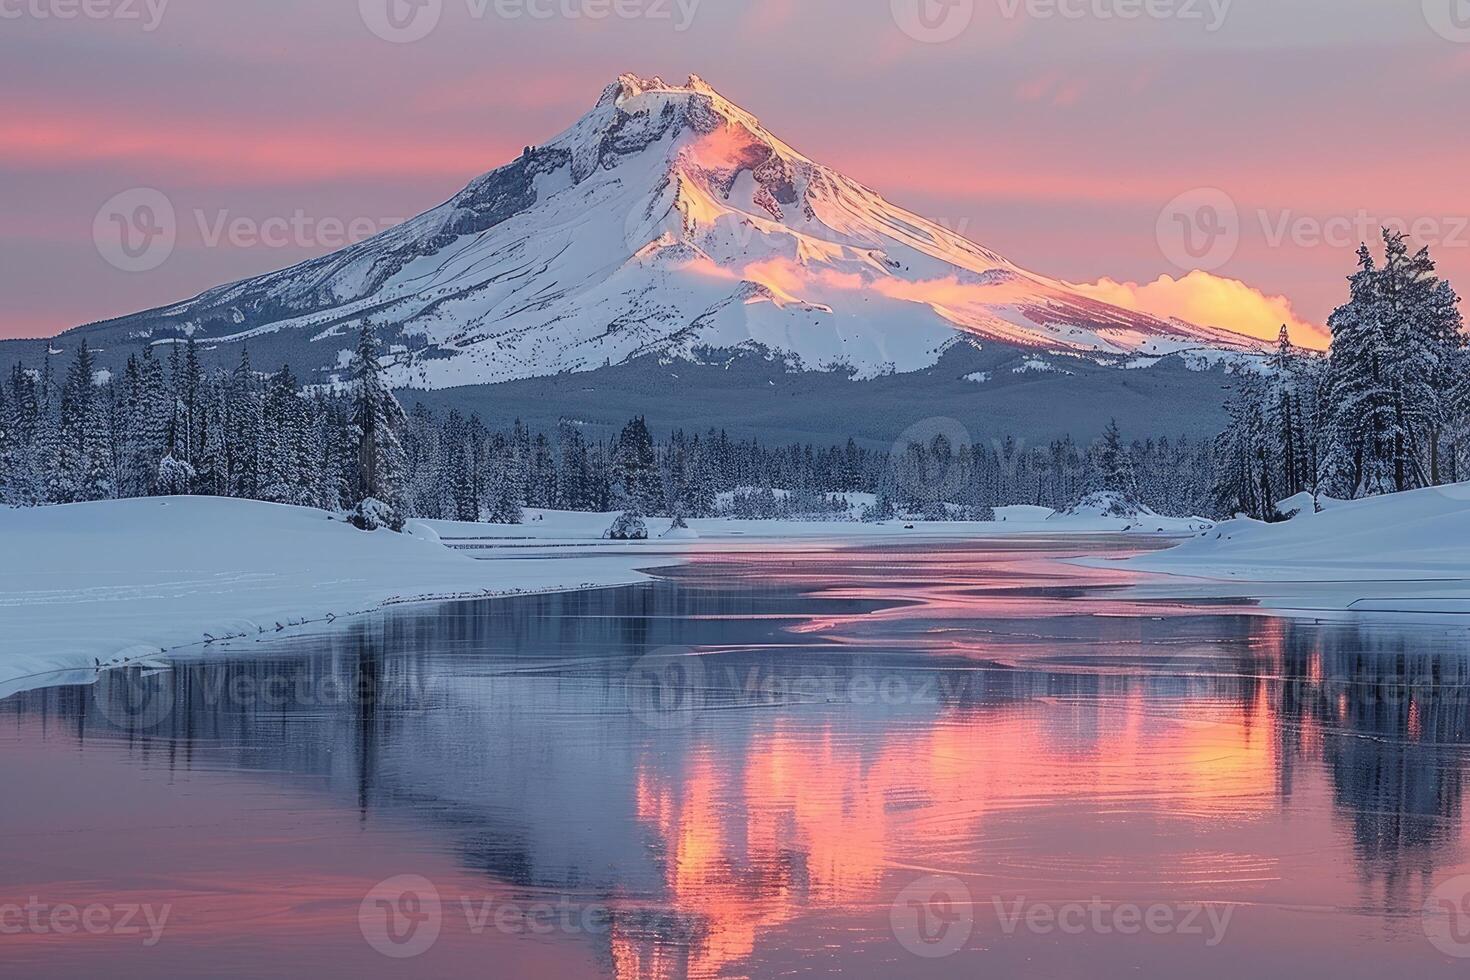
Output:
[348,322,408,528]
[612,416,660,513]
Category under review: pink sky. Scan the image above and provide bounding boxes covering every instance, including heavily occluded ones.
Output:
[3,0,1468,346]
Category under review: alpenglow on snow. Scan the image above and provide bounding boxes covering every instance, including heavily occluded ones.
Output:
[55,74,1261,389]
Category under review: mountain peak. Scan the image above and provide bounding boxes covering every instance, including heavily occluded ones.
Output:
[599,72,722,107]
[48,75,1265,392]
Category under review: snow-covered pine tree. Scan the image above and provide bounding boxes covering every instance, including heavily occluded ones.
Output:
[137,346,171,493]
[156,452,195,496]
[402,402,445,519]
[54,341,114,502]
[1095,418,1141,506]
[192,378,226,498]
[556,420,595,512]
[0,375,11,504]
[224,348,262,499]
[116,354,146,497]
[528,431,557,509]
[1377,231,1440,491]
[6,364,44,505]
[612,416,660,514]
[348,322,408,530]
[1408,245,1465,485]
[319,394,354,512]
[484,445,524,524]
[683,432,717,517]
[1447,345,1470,483]
[1318,231,1464,495]
[1267,326,1304,499]
[182,336,203,464]
[443,412,477,522]
[167,337,183,443]
[261,365,313,505]
[1212,377,1264,517]
[1324,244,1394,497]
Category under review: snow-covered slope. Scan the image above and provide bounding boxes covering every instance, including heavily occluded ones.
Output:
[1102,485,1470,613]
[67,74,1261,388]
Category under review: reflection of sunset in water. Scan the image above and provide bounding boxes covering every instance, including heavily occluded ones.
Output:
[4,541,1470,978]
[623,689,1283,977]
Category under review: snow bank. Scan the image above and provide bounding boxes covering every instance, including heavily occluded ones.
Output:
[1055,491,1151,519]
[992,502,1207,533]
[0,497,652,697]
[1107,484,1470,612]
[431,507,1210,542]
[1271,491,1347,520]
[995,505,1055,522]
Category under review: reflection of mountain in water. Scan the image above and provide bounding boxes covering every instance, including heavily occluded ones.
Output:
[8,554,1470,979]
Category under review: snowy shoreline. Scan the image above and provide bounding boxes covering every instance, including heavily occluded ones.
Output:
[0,498,1209,700]
[0,497,660,700]
[17,487,1467,704]
[1083,484,1470,615]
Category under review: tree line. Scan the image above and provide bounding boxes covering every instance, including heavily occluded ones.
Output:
[0,324,1221,524]
[1216,230,1469,519]
[0,325,407,529]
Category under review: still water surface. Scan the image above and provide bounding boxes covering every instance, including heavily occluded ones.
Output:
[4,539,1470,978]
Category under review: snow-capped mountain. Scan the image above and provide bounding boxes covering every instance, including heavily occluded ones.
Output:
[42,73,1258,389]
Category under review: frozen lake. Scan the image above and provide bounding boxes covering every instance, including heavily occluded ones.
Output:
[4,538,1470,977]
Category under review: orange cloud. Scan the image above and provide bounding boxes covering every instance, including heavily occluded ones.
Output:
[1072,271,1328,349]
